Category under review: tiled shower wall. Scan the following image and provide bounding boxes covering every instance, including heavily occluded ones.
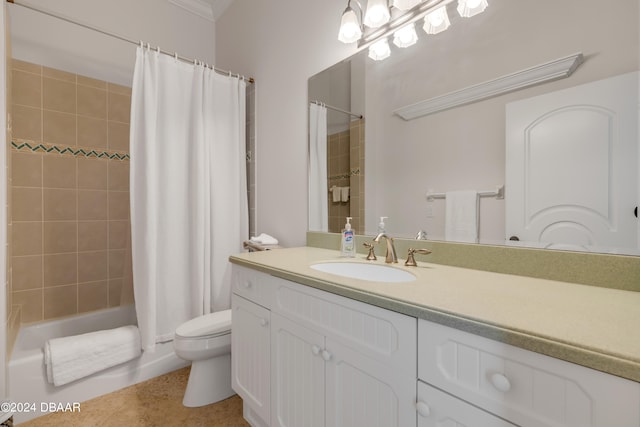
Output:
[327,118,364,233]
[9,59,133,325]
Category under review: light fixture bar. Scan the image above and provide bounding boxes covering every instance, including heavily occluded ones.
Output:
[394,53,584,120]
[357,0,455,48]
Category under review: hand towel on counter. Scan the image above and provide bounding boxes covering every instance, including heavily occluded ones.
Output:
[250,233,279,245]
[445,190,479,243]
[341,186,350,202]
[45,325,141,386]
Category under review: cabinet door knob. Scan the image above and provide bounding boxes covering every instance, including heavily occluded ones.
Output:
[259,318,268,327]
[321,350,332,362]
[311,345,321,356]
[490,373,512,392]
[416,401,431,417]
[242,281,252,288]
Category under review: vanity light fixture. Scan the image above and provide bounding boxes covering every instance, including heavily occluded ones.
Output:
[364,0,391,28]
[423,6,450,34]
[338,0,489,60]
[457,0,488,18]
[392,0,423,11]
[393,23,419,48]
[338,1,364,43]
[369,37,392,60]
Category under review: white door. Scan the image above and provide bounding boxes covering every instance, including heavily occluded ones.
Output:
[506,72,639,252]
[231,295,271,424]
[271,313,326,427]
[325,338,417,427]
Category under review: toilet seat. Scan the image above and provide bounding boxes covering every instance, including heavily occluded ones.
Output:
[175,310,231,340]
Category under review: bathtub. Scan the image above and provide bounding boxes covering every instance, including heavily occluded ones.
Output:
[8,305,188,424]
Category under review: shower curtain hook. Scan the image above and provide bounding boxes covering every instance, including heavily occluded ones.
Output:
[157,46,160,53]
[174,52,178,60]
[139,40,143,48]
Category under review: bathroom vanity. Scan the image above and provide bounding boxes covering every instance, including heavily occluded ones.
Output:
[229,247,640,427]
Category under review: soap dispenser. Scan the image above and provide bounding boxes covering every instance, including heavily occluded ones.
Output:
[378,217,388,234]
[340,217,356,257]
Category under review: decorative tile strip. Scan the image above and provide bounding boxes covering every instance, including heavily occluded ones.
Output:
[11,140,129,161]
[328,168,360,181]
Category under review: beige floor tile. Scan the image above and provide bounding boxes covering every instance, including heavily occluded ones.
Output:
[18,367,249,427]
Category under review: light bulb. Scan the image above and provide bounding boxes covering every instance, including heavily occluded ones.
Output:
[423,6,450,34]
[368,38,391,60]
[338,7,362,43]
[393,24,418,48]
[364,0,391,28]
[457,0,488,17]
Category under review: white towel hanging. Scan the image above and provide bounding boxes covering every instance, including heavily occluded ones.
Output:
[341,186,350,202]
[445,190,479,243]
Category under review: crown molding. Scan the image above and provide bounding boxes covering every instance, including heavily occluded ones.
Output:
[168,0,214,22]
[394,53,584,121]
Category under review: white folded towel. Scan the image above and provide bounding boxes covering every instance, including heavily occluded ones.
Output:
[445,190,479,243]
[341,186,350,202]
[331,186,340,203]
[250,233,279,245]
[45,325,141,386]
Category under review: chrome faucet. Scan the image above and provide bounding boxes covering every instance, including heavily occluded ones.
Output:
[373,233,398,263]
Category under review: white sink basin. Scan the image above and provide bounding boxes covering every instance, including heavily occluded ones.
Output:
[310,262,416,283]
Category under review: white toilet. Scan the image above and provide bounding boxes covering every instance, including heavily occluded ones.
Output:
[173,309,234,407]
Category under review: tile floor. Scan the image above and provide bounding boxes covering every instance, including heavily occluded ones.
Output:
[18,367,250,426]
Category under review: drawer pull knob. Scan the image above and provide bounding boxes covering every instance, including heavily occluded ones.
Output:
[243,281,252,289]
[259,318,268,327]
[416,401,431,417]
[490,373,511,392]
[321,350,332,362]
[311,345,321,356]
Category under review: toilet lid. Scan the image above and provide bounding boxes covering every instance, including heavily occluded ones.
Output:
[175,309,232,339]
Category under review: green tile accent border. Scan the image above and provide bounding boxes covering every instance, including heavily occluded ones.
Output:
[12,140,129,161]
[329,168,360,181]
[307,231,640,292]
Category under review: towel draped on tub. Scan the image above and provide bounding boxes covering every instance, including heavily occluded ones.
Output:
[45,325,142,386]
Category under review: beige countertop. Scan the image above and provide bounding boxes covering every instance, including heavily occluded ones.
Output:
[229,246,640,383]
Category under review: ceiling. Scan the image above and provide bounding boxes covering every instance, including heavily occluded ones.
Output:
[169,0,236,22]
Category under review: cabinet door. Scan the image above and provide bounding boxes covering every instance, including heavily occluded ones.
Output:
[271,313,326,427]
[325,337,417,427]
[417,381,517,427]
[232,294,271,425]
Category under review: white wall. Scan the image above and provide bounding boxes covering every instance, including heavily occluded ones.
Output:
[215,0,357,247]
[8,0,216,86]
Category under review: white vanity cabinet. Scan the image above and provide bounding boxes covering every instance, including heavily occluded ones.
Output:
[417,319,640,427]
[231,265,417,427]
[231,262,640,427]
[231,294,271,425]
[271,284,417,427]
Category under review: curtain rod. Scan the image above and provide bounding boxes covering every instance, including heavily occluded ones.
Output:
[311,100,363,119]
[6,0,254,84]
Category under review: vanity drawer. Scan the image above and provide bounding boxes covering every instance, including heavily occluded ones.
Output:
[417,381,516,427]
[231,265,276,309]
[418,319,640,427]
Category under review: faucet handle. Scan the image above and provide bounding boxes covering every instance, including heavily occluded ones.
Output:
[363,242,377,261]
[404,248,432,266]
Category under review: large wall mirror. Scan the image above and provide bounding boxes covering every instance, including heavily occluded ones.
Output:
[308,0,640,256]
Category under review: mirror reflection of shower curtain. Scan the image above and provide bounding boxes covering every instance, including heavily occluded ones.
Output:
[130,46,248,352]
[309,103,328,231]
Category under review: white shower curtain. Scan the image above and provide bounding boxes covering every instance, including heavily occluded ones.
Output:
[309,103,328,232]
[130,46,248,351]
